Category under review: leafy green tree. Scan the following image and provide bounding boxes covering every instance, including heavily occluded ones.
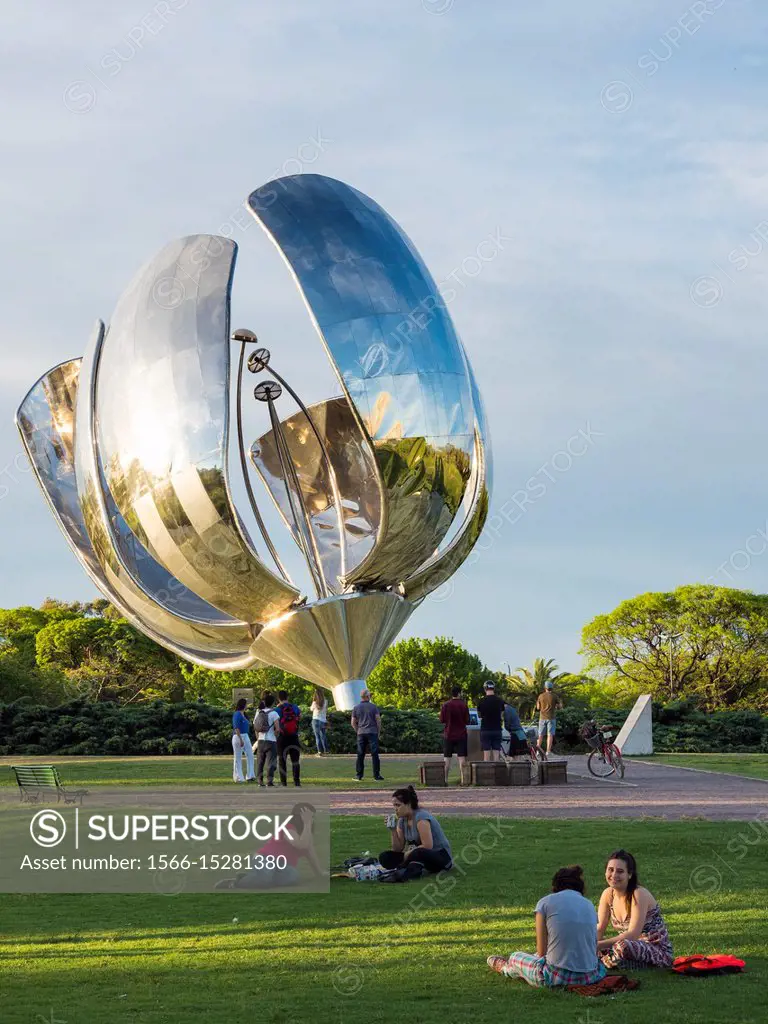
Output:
[560,672,645,710]
[35,615,183,703]
[581,585,768,710]
[505,657,572,717]
[0,655,69,705]
[0,606,63,667]
[367,637,494,710]
[179,663,316,709]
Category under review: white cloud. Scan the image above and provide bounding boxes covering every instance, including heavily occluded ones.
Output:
[1,0,767,675]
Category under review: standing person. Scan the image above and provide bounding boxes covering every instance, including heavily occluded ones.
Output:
[535,680,562,757]
[487,865,606,987]
[275,689,302,788]
[503,698,529,758]
[254,691,281,787]
[231,698,255,783]
[351,688,384,781]
[477,680,505,762]
[439,686,470,783]
[310,688,329,756]
[597,849,673,969]
[379,786,452,874]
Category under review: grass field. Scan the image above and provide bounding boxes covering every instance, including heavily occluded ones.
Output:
[1,815,766,1024]
[640,754,768,781]
[0,755,423,790]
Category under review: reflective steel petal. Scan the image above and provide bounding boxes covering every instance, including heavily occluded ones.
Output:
[403,357,492,600]
[94,234,300,621]
[250,396,381,590]
[16,346,259,668]
[249,591,414,707]
[247,175,476,587]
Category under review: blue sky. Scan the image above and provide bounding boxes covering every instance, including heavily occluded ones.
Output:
[1,0,766,676]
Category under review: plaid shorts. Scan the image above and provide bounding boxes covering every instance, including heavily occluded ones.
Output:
[505,952,607,988]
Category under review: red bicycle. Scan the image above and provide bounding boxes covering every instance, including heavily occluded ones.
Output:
[502,727,546,767]
[581,721,625,779]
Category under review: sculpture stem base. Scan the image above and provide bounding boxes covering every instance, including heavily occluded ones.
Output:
[332,679,366,711]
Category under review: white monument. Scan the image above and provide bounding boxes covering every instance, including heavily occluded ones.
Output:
[615,694,653,755]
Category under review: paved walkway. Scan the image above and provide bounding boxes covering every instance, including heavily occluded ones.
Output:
[330,755,768,820]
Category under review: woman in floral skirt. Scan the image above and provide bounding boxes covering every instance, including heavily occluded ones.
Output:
[598,849,673,969]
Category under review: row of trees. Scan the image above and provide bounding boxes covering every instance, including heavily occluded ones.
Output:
[2,585,768,712]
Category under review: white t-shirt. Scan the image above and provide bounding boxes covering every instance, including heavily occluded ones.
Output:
[255,709,280,742]
[311,699,327,723]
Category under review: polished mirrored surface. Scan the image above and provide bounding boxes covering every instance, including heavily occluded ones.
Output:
[247,175,479,586]
[250,396,381,590]
[17,345,258,668]
[94,234,300,623]
[19,177,493,683]
[17,360,103,582]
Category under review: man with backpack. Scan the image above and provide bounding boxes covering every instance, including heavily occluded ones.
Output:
[253,691,281,787]
[275,689,302,787]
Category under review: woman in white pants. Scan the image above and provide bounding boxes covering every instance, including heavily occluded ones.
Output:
[232,698,255,783]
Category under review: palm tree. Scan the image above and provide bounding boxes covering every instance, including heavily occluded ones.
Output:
[505,658,569,719]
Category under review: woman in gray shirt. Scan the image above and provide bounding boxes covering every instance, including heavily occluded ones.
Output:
[379,786,452,873]
[487,865,607,987]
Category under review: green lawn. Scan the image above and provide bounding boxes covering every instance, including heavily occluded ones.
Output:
[640,754,768,781]
[0,755,425,790]
[1,817,766,1024]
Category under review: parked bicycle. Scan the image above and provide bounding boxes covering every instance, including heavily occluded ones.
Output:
[580,721,625,779]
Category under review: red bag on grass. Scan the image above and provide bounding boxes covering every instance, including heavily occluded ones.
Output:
[672,955,745,976]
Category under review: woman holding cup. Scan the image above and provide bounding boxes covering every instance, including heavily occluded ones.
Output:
[379,785,452,874]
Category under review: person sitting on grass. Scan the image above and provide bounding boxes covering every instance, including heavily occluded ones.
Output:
[215,803,325,890]
[379,786,452,874]
[487,865,606,987]
[597,849,673,969]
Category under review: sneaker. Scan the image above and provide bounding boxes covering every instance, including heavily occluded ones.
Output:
[267,782,274,787]
[258,782,265,787]
[374,776,385,781]
[355,776,363,781]
[246,778,256,783]
[487,955,508,975]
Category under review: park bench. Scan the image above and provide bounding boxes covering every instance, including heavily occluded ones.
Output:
[11,765,88,805]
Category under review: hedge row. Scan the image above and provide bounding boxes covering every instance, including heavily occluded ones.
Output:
[0,699,444,756]
[1,698,767,756]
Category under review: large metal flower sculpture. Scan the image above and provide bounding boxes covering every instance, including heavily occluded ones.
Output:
[17,175,491,708]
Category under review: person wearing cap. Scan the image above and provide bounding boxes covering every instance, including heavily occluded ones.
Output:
[477,680,505,762]
[535,681,563,756]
